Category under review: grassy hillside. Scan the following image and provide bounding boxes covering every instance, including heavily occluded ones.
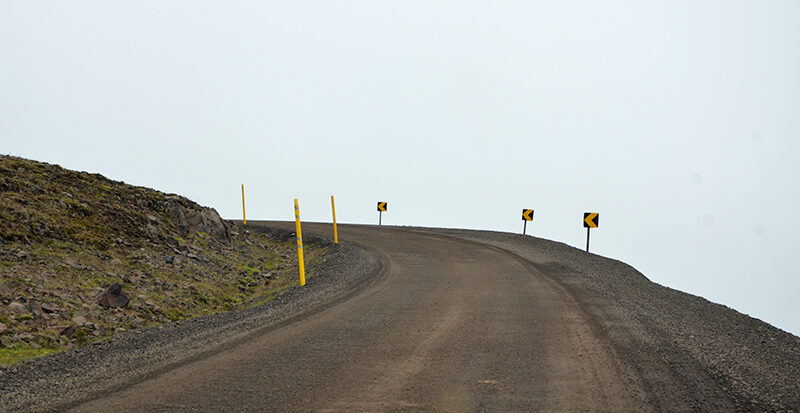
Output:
[0,156,321,364]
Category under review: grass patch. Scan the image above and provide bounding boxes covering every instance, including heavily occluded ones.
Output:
[248,292,278,308]
[238,265,260,275]
[0,346,59,366]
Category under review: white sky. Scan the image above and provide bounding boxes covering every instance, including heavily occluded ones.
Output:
[1,1,798,336]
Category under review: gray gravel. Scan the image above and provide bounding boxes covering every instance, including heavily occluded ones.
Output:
[0,227,382,413]
[4,223,798,412]
[409,226,800,412]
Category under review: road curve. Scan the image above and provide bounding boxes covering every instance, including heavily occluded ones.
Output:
[73,223,644,411]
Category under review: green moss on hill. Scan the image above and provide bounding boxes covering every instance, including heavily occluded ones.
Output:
[0,155,324,365]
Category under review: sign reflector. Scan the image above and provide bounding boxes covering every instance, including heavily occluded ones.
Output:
[583,212,599,228]
[522,209,534,221]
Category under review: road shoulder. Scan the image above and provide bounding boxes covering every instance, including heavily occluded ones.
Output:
[410,226,800,411]
[0,226,385,413]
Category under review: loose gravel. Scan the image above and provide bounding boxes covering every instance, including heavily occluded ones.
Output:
[4,223,798,412]
[0,227,383,413]
[410,226,800,412]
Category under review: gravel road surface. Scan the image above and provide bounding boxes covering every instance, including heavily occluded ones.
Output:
[3,223,798,412]
[411,226,800,411]
[0,228,381,412]
[71,222,642,412]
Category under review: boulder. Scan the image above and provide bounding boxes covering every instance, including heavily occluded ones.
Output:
[165,201,229,241]
[96,283,130,309]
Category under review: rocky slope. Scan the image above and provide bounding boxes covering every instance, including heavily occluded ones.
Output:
[0,156,320,364]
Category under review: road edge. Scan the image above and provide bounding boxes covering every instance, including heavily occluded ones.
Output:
[0,226,388,413]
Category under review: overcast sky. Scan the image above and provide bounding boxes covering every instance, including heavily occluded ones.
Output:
[1,1,798,336]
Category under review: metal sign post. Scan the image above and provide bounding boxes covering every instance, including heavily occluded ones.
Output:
[377,202,388,226]
[521,209,534,235]
[583,212,599,252]
[241,184,246,225]
[586,227,590,252]
[331,195,338,245]
[294,199,306,286]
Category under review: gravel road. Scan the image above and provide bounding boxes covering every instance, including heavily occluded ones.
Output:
[0,227,382,412]
[72,222,644,412]
[410,226,800,411]
[2,222,798,412]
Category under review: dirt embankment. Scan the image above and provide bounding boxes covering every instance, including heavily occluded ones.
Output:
[0,156,322,364]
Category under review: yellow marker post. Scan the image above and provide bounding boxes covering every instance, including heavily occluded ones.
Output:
[294,198,306,286]
[331,195,338,245]
[241,184,246,225]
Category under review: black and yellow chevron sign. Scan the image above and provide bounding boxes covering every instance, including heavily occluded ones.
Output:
[583,212,599,228]
[377,202,388,212]
[522,209,534,221]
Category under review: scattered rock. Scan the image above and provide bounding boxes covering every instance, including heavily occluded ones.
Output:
[64,258,86,270]
[0,283,12,298]
[146,224,159,235]
[166,200,229,241]
[40,302,58,314]
[96,283,130,309]
[29,301,43,317]
[12,332,34,342]
[59,325,75,337]
[0,156,312,370]
[0,323,7,333]
[7,301,26,314]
